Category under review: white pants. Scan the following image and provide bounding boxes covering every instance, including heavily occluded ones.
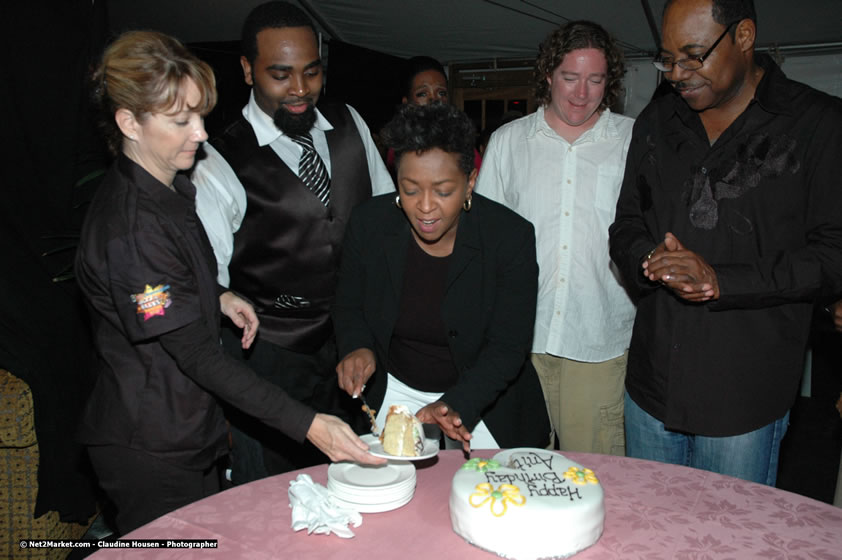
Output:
[374,373,499,450]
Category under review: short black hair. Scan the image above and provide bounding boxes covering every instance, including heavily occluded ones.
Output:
[403,56,447,98]
[665,0,756,37]
[381,103,475,177]
[711,0,756,31]
[241,1,317,65]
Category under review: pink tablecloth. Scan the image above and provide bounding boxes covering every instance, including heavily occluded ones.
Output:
[93,450,842,559]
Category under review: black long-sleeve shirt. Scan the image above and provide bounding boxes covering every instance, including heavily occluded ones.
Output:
[76,155,314,468]
[609,54,842,437]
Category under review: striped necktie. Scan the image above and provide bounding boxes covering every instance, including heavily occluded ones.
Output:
[288,132,330,206]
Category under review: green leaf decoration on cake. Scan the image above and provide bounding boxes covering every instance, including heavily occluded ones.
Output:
[461,458,501,472]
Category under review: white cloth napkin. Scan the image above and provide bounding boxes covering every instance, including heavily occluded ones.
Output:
[288,473,363,538]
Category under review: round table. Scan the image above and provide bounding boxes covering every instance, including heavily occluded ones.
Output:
[94,450,842,559]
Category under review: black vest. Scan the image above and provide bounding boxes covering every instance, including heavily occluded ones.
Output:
[211,103,372,352]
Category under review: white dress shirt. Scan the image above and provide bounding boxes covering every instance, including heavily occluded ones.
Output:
[193,91,394,286]
[477,106,636,362]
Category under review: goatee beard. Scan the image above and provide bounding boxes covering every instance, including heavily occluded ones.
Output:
[273,103,317,136]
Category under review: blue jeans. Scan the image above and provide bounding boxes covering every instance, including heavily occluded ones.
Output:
[625,393,789,485]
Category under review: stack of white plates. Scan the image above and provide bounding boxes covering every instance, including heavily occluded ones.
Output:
[327,461,416,513]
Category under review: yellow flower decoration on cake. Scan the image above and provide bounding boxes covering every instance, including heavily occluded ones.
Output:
[564,466,599,485]
[469,483,526,517]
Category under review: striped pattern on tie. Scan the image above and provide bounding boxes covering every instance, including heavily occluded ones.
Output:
[288,132,330,206]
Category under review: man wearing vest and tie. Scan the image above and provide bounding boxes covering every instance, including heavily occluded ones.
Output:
[193,1,394,483]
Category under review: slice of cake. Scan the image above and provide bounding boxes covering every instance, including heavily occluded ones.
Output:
[380,405,425,456]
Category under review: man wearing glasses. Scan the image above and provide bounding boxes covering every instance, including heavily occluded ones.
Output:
[609,0,842,484]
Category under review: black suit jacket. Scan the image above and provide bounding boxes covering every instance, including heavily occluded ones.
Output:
[333,193,550,447]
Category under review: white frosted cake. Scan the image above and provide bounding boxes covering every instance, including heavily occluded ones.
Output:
[449,448,604,559]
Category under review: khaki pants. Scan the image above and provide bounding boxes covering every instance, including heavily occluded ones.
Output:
[531,352,627,456]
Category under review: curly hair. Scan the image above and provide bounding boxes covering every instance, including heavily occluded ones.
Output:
[91,30,217,155]
[242,1,318,66]
[533,20,625,111]
[381,104,475,177]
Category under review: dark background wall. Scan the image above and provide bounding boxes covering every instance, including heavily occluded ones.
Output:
[322,40,407,134]
[0,0,107,521]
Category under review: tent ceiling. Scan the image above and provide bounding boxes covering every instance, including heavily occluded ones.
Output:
[109,0,842,63]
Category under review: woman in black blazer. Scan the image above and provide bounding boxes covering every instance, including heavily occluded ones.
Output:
[334,104,550,449]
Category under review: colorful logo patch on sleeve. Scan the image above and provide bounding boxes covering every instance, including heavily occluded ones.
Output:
[130,284,171,320]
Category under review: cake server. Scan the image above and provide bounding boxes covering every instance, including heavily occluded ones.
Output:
[354,385,380,436]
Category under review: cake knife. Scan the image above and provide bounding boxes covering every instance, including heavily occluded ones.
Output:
[354,385,380,436]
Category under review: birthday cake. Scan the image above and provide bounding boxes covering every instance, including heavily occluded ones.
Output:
[449,448,604,559]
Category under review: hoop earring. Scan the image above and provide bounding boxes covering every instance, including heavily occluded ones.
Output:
[395,194,402,209]
[463,195,472,212]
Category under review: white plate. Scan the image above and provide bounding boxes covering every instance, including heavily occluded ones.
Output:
[330,490,415,513]
[329,483,415,504]
[361,433,440,461]
[328,460,415,489]
[328,477,415,498]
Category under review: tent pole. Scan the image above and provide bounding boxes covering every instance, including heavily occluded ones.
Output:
[641,0,661,52]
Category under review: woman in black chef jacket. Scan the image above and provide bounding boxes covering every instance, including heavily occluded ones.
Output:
[76,30,384,535]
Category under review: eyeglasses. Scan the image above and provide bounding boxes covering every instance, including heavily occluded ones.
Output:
[652,20,739,72]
